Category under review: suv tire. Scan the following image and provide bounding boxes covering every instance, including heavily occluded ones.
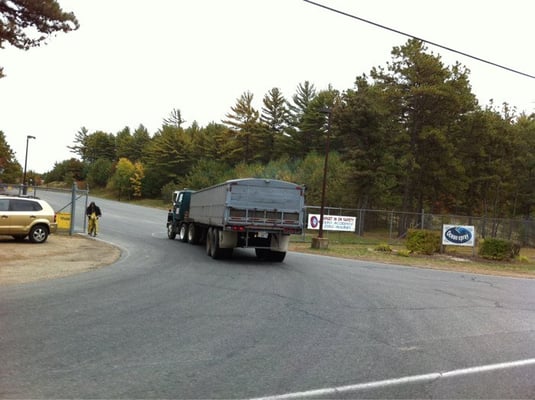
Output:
[29,224,49,243]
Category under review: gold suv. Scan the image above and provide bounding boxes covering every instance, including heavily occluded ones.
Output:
[0,196,57,243]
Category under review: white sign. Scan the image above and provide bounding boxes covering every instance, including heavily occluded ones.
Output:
[442,225,475,247]
[308,214,356,232]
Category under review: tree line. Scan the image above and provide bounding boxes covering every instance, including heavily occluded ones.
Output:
[2,39,535,220]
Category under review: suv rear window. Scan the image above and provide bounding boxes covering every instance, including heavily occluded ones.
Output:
[10,199,43,212]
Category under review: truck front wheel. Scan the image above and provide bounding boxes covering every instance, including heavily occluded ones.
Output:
[167,224,176,240]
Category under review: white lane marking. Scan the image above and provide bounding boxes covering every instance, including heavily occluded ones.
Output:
[251,358,535,400]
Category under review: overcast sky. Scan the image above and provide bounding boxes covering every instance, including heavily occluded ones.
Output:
[1,0,534,174]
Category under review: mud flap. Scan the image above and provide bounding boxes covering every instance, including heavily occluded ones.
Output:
[219,230,238,248]
[270,234,290,252]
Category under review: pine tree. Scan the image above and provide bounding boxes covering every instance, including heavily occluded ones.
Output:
[222,91,262,165]
[0,0,79,77]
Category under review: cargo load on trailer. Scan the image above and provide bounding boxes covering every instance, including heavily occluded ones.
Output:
[166,178,305,262]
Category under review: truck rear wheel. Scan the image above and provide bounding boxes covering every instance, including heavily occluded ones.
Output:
[256,248,286,262]
[255,248,269,259]
[179,223,188,242]
[188,224,199,244]
[268,250,286,262]
[210,228,222,259]
[206,227,213,255]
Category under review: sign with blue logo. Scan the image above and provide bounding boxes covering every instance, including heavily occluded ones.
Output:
[308,214,356,232]
[442,225,475,247]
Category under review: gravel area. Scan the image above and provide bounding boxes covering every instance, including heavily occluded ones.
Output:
[0,234,121,286]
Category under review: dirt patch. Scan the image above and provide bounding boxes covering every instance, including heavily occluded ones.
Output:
[0,234,121,286]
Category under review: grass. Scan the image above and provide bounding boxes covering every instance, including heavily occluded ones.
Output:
[290,231,535,278]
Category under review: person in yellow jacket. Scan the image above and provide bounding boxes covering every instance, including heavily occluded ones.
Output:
[86,201,102,236]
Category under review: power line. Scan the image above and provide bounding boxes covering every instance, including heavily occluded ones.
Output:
[303,0,535,79]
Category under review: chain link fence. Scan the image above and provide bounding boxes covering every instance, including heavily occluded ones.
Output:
[303,206,535,247]
[4,182,532,245]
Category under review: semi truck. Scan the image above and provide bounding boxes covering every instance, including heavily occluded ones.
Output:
[166,178,305,261]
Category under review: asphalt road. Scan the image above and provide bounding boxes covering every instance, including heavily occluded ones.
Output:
[1,192,534,398]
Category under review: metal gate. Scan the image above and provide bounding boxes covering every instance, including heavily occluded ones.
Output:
[34,183,89,235]
[2,182,90,235]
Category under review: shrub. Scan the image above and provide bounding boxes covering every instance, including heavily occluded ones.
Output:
[375,243,392,252]
[406,229,441,255]
[397,249,411,257]
[517,255,529,263]
[478,238,520,261]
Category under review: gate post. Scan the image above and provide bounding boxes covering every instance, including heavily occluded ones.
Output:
[421,208,425,229]
[69,181,77,236]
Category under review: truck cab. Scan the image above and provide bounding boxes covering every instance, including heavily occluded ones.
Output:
[167,190,194,239]
[172,190,193,221]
